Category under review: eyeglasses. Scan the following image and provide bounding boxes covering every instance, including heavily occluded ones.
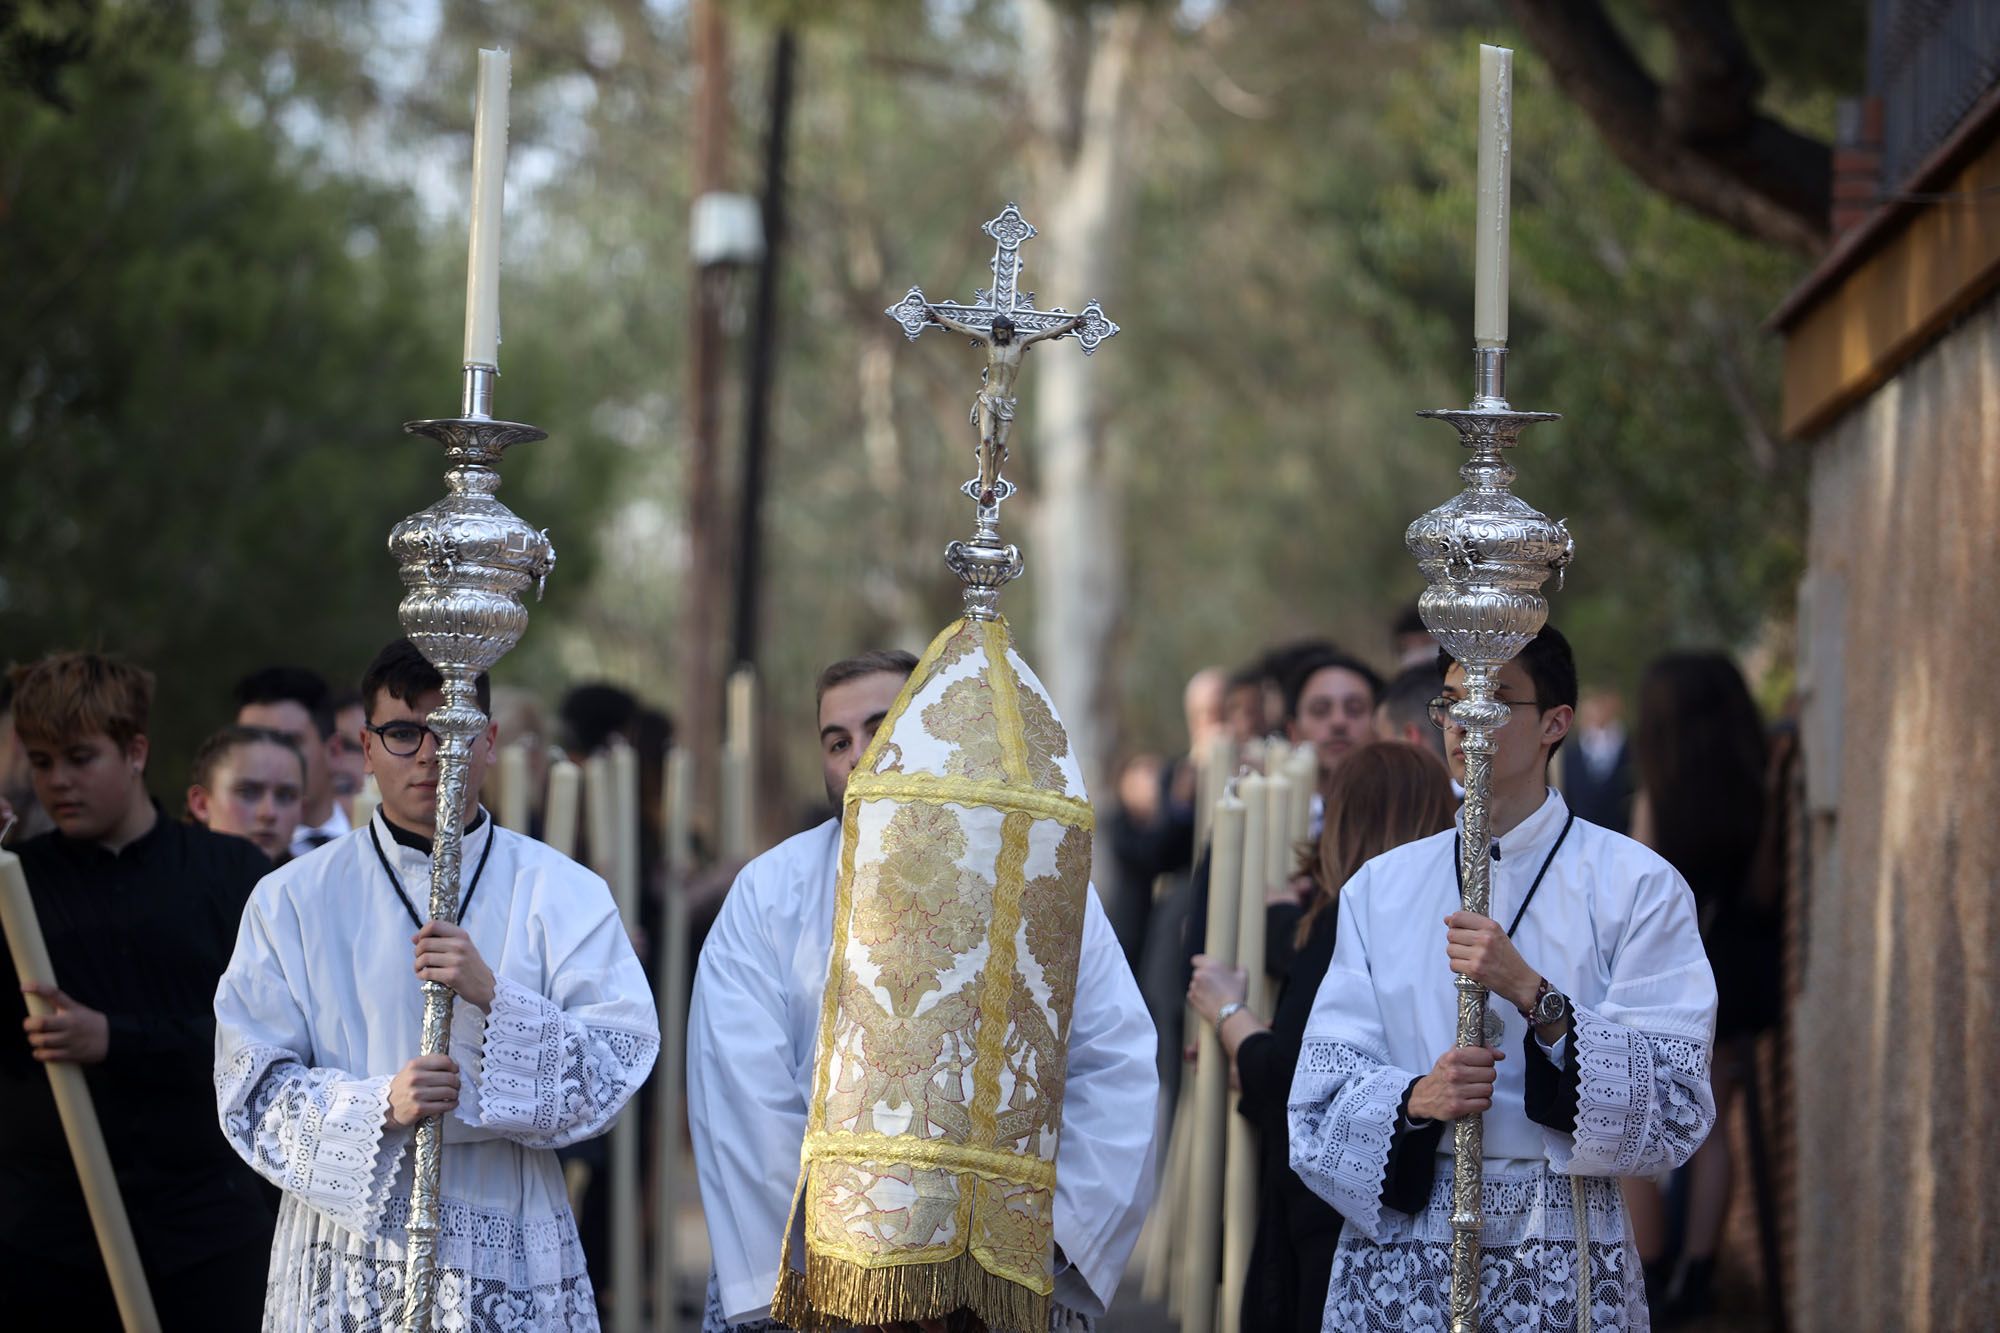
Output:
[1427,696,1543,731]
[365,720,441,758]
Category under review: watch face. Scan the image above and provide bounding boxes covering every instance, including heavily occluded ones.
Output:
[1535,990,1570,1025]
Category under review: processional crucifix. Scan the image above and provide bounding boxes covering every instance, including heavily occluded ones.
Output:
[885,203,1118,617]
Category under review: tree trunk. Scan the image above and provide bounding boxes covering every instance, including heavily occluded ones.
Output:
[1020,0,1150,802]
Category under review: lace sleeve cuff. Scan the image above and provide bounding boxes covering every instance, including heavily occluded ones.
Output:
[218,1046,405,1237]
[1287,1037,1411,1241]
[1542,1004,1713,1178]
[474,974,570,1135]
[473,973,659,1147]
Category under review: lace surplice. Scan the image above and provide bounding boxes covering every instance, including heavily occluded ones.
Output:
[212,815,659,1331]
[1288,1006,1714,1333]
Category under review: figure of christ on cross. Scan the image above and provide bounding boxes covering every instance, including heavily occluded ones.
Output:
[885,203,1119,516]
[925,306,1083,506]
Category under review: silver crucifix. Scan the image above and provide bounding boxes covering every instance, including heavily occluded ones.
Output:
[884,203,1119,618]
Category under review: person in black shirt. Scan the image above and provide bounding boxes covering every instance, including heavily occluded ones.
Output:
[1,651,274,1330]
[1188,741,1456,1333]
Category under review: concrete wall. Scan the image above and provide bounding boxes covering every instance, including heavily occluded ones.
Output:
[1793,291,2000,1330]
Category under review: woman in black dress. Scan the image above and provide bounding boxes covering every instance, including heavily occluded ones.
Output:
[1624,652,1779,1319]
[1188,741,1456,1333]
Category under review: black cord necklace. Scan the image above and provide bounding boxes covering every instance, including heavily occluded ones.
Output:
[1455,808,1577,937]
[369,816,497,930]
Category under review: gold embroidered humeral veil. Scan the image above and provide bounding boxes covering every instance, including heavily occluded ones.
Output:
[772,615,1093,1333]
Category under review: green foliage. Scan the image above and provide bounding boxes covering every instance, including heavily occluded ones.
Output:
[0,6,615,785]
[0,0,1826,810]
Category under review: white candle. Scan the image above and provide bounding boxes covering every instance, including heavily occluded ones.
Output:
[585,752,617,884]
[544,755,581,858]
[463,48,511,368]
[498,741,530,832]
[1474,43,1513,348]
[1183,791,1246,1333]
[663,747,692,875]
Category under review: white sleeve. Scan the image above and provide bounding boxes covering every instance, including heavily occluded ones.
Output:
[688,863,807,1325]
[1287,867,1424,1241]
[1050,886,1159,1315]
[467,881,660,1150]
[213,885,407,1237]
[1543,860,1718,1178]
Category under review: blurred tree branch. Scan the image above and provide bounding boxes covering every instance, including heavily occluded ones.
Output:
[1507,0,1832,253]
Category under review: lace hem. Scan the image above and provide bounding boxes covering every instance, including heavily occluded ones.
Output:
[475,975,660,1149]
[268,1240,599,1332]
[1288,1037,1411,1241]
[1323,1233,1645,1333]
[1550,1006,1712,1178]
[219,1042,404,1237]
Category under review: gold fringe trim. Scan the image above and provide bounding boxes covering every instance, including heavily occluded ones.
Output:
[772,1249,1050,1333]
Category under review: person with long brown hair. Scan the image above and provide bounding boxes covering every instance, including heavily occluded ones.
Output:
[1189,740,1456,1333]
[1622,651,1778,1320]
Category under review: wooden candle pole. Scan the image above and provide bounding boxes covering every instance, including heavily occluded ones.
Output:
[0,850,160,1333]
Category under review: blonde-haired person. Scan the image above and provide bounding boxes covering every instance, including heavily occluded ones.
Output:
[1189,740,1456,1333]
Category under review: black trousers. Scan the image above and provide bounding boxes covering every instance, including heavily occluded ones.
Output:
[0,1234,270,1332]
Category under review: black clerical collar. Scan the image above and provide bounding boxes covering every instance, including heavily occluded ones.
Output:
[382,808,486,855]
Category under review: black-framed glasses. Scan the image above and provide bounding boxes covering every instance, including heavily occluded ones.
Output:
[1427,696,1543,731]
[365,720,440,758]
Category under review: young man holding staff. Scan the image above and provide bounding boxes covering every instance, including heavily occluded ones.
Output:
[213,638,657,1329]
[1287,627,1717,1329]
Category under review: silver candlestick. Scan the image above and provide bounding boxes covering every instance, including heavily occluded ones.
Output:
[388,363,555,1333]
[1405,345,1571,1333]
[885,203,1118,618]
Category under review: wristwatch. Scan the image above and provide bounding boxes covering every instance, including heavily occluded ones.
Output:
[1215,1001,1247,1026]
[1520,978,1571,1028]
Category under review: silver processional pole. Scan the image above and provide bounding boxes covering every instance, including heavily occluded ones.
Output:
[1406,345,1571,1332]
[390,363,554,1332]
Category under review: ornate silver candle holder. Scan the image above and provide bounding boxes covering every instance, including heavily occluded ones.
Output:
[1405,345,1571,1333]
[388,363,555,1333]
[886,203,1117,618]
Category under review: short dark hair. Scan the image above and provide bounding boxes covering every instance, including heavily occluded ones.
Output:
[1283,649,1384,721]
[360,639,491,720]
[234,666,336,739]
[190,724,305,790]
[558,682,638,754]
[1381,662,1440,720]
[816,650,919,705]
[1437,623,1579,755]
[1393,601,1428,638]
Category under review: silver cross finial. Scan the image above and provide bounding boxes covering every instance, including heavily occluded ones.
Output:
[885,203,1119,351]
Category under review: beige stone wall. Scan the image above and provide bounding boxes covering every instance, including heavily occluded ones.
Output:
[1793,291,2000,1330]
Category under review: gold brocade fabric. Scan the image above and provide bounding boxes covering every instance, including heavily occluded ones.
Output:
[772,617,1093,1333]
